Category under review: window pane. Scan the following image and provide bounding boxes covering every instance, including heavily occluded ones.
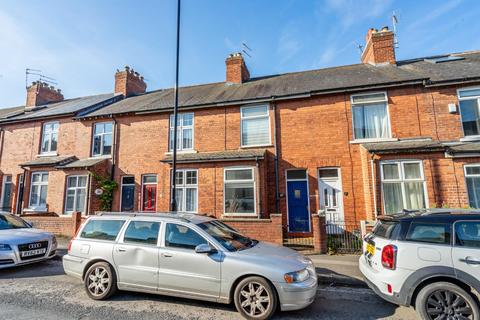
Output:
[121,185,135,211]
[455,222,480,247]
[404,182,426,210]
[143,175,157,184]
[102,134,112,155]
[104,122,113,134]
[122,176,135,185]
[65,195,75,212]
[32,174,41,183]
[41,173,48,182]
[78,176,88,187]
[76,189,86,212]
[39,185,48,205]
[225,182,255,213]
[459,89,480,98]
[182,128,193,149]
[225,169,253,181]
[1,180,12,211]
[124,221,160,245]
[319,168,338,178]
[169,128,174,150]
[186,171,197,185]
[50,133,58,151]
[383,183,403,214]
[182,113,193,126]
[242,105,268,117]
[186,188,196,212]
[67,177,77,188]
[94,124,104,134]
[286,169,307,180]
[460,99,480,136]
[407,223,450,244]
[41,134,50,153]
[383,164,399,180]
[467,177,480,208]
[93,135,102,155]
[466,166,480,176]
[403,163,422,179]
[175,188,184,212]
[353,103,389,139]
[242,117,269,146]
[80,219,125,241]
[30,186,39,206]
[175,171,184,185]
[165,223,207,250]
[351,93,386,104]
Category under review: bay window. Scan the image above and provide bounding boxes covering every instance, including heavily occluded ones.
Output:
[465,165,480,208]
[173,169,198,213]
[458,88,480,138]
[65,175,88,214]
[381,161,427,214]
[92,122,113,157]
[40,122,59,154]
[29,172,48,210]
[169,113,193,151]
[351,92,391,140]
[241,105,270,147]
[224,167,256,215]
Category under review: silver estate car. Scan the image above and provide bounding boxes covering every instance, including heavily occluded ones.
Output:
[63,213,317,320]
[0,212,57,268]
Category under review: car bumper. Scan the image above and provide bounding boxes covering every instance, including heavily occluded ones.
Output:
[0,244,56,269]
[359,255,407,306]
[62,254,84,279]
[275,275,318,311]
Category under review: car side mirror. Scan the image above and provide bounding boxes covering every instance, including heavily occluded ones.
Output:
[195,243,217,254]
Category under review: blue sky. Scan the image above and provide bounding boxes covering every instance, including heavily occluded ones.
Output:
[0,0,479,107]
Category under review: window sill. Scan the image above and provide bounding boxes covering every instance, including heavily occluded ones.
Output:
[164,150,197,155]
[240,144,273,149]
[90,155,112,159]
[37,152,58,157]
[23,207,48,213]
[460,136,480,142]
[349,138,398,144]
[222,213,258,218]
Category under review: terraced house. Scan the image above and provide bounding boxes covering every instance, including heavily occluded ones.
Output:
[1,27,480,248]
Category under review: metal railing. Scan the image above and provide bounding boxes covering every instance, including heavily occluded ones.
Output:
[326,222,362,254]
[282,226,315,253]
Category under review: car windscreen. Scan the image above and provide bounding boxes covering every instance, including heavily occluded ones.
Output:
[372,219,400,239]
[197,220,257,252]
[0,214,30,230]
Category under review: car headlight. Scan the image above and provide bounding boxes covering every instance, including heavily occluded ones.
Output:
[0,244,12,251]
[284,269,310,283]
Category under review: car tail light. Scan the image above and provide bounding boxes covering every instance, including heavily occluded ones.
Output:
[68,222,83,253]
[381,244,397,270]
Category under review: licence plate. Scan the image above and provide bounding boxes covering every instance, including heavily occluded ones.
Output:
[20,248,46,257]
[366,243,375,255]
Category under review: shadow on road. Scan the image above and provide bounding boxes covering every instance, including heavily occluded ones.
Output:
[0,249,67,279]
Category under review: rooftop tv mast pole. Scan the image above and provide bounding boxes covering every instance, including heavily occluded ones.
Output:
[170,0,181,212]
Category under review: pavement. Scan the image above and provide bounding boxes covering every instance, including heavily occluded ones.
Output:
[310,254,367,287]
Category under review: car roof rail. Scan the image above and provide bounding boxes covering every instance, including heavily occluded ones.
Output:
[96,211,191,222]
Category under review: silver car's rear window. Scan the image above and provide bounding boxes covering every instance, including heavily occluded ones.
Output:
[80,219,126,241]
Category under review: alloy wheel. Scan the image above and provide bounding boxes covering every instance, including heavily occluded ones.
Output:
[239,281,271,318]
[86,266,110,297]
[426,289,474,320]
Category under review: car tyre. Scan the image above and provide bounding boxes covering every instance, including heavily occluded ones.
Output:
[415,281,479,320]
[84,261,117,300]
[234,276,278,320]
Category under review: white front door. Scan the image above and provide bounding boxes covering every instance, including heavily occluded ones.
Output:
[319,168,344,226]
[452,220,480,280]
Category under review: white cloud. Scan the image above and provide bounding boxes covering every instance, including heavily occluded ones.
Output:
[322,0,393,29]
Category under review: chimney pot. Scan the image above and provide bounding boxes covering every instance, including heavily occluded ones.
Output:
[361,26,396,65]
[25,80,64,108]
[225,52,250,84]
[114,65,147,97]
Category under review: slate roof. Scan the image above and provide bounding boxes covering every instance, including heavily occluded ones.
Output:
[0,93,119,123]
[19,155,76,168]
[83,51,480,118]
[56,157,107,169]
[362,138,480,155]
[161,149,266,163]
[446,142,480,154]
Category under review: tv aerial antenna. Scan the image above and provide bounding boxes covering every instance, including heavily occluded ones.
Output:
[392,11,399,48]
[25,68,58,89]
[241,42,252,58]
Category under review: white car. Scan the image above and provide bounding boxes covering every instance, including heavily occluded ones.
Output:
[0,212,57,268]
[360,210,480,320]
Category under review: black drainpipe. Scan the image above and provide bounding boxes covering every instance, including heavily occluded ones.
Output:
[272,100,280,213]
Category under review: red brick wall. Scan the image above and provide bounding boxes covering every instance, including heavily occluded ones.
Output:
[222,214,283,245]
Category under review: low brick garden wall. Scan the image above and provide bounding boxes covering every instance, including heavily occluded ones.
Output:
[221,213,283,245]
[22,212,83,237]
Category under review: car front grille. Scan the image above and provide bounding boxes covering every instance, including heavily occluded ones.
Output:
[18,241,49,260]
[0,259,14,265]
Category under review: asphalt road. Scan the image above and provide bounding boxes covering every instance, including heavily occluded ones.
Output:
[0,254,418,320]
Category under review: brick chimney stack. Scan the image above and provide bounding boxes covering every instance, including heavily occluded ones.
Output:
[114,66,147,97]
[25,81,64,110]
[225,53,250,84]
[361,26,396,65]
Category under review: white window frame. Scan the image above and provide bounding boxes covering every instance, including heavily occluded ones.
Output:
[0,175,12,211]
[169,113,194,151]
[464,164,480,208]
[240,104,271,147]
[223,167,257,216]
[92,121,114,157]
[64,175,89,215]
[457,87,480,141]
[172,169,198,213]
[120,176,135,212]
[29,172,48,210]
[380,160,429,214]
[141,174,157,212]
[350,91,392,142]
[40,121,59,155]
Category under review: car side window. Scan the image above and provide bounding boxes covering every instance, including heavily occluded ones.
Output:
[80,219,126,241]
[123,221,160,245]
[406,223,451,245]
[455,221,480,248]
[165,223,207,250]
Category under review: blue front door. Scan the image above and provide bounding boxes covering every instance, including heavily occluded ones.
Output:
[287,180,310,232]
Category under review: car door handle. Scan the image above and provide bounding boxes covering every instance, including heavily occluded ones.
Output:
[161,253,173,258]
[116,247,127,252]
[460,257,480,265]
